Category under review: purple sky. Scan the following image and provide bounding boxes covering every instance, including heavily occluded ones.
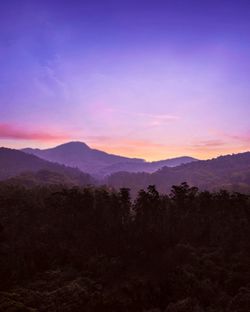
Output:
[0,0,250,160]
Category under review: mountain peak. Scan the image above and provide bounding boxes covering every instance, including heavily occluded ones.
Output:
[51,141,91,153]
[55,141,90,149]
[21,141,198,176]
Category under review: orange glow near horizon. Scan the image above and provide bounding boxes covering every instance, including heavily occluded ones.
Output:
[90,143,250,161]
[0,123,249,162]
[1,135,249,162]
[1,1,250,165]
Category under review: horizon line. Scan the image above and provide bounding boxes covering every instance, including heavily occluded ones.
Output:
[1,140,249,163]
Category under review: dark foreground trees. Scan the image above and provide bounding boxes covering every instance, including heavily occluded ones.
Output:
[0,182,250,311]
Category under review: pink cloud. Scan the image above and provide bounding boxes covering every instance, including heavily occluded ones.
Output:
[113,110,180,126]
[185,133,250,160]
[0,123,70,141]
[85,135,166,148]
[191,139,225,148]
[210,130,250,146]
[226,133,250,144]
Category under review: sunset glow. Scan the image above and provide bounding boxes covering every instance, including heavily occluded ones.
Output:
[0,1,249,160]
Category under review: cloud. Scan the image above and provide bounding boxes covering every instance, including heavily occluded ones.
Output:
[225,133,250,145]
[0,123,70,141]
[186,134,250,159]
[126,111,180,125]
[84,135,166,148]
[92,107,180,128]
[191,139,225,149]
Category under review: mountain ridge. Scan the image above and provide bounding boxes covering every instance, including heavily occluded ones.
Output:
[0,147,94,186]
[22,141,198,176]
[106,151,250,195]
[1,146,250,194]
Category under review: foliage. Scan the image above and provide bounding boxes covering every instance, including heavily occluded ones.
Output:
[106,151,250,195]
[0,148,94,185]
[0,183,250,311]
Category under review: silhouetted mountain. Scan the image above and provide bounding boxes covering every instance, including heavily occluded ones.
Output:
[106,151,250,195]
[0,148,94,185]
[101,156,196,175]
[22,141,197,176]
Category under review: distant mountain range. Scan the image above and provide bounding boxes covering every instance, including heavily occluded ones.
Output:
[1,143,250,194]
[22,141,197,176]
[0,148,94,186]
[106,152,250,195]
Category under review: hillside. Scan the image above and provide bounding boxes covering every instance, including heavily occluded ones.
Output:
[22,142,144,176]
[100,156,196,175]
[0,148,94,186]
[22,142,197,176]
[3,170,89,187]
[106,152,250,195]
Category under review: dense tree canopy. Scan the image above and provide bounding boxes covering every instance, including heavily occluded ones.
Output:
[0,183,250,311]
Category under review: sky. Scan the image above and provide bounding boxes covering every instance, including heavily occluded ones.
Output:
[0,0,250,160]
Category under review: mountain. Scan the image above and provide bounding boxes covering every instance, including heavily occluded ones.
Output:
[22,141,197,176]
[101,156,196,175]
[106,151,250,195]
[0,148,94,186]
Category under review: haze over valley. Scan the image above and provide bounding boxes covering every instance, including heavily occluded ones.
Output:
[1,142,250,195]
[22,141,197,177]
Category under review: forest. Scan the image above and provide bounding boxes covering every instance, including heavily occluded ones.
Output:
[0,182,250,311]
